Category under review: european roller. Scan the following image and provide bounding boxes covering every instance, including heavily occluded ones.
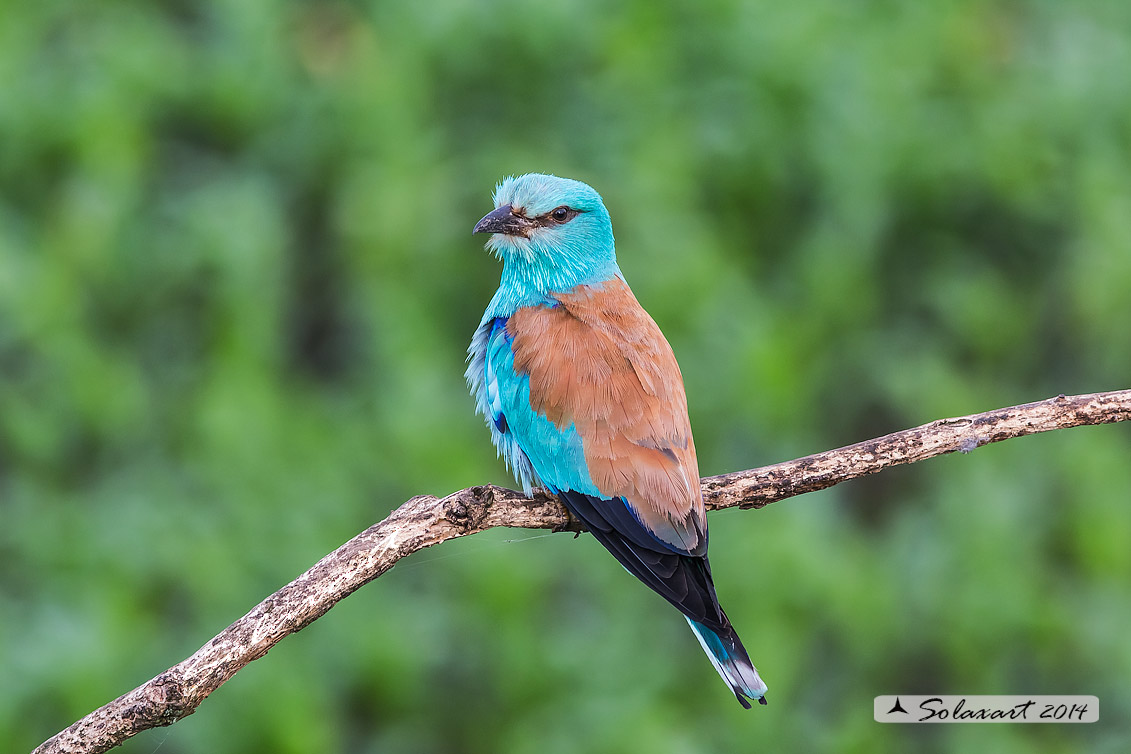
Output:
[466,173,768,707]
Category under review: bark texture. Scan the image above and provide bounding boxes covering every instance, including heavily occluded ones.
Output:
[33,389,1131,754]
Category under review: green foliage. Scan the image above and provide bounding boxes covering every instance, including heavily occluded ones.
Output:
[2,0,1130,751]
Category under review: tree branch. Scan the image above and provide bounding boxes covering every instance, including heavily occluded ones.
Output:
[33,390,1131,753]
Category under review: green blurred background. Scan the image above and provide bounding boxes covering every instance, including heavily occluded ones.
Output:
[2,0,1130,751]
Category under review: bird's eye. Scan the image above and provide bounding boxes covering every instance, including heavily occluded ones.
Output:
[550,206,571,222]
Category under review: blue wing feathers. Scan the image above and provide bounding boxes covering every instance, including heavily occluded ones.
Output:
[468,314,537,494]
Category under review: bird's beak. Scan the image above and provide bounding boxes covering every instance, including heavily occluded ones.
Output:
[473,204,529,236]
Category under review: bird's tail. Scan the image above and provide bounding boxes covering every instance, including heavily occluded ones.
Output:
[686,617,768,708]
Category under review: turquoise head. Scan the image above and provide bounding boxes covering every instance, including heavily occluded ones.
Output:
[473,174,620,308]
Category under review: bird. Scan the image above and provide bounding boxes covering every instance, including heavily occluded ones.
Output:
[466,173,768,707]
